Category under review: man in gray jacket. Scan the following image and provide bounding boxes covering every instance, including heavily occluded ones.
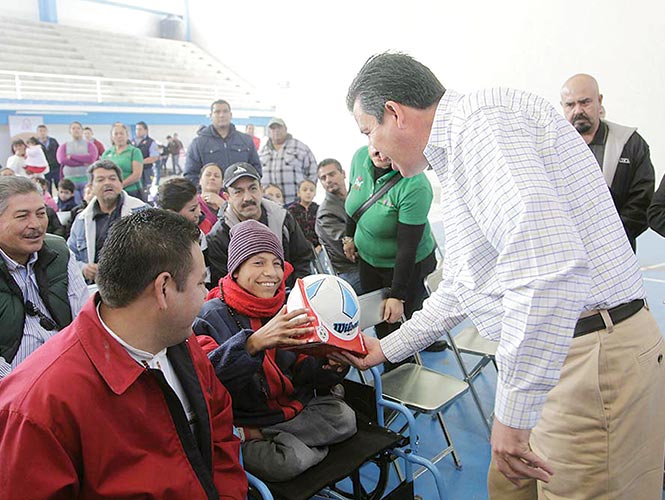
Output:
[315,159,361,293]
[67,160,146,283]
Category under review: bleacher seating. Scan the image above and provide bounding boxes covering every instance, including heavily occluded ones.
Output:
[0,16,273,111]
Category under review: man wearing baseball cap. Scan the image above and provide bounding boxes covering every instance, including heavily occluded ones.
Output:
[259,118,317,205]
[205,162,313,287]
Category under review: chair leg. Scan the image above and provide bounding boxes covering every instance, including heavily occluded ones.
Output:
[436,411,462,470]
[446,331,492,438]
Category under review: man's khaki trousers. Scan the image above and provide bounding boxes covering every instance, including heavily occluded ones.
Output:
[488,307,665,499]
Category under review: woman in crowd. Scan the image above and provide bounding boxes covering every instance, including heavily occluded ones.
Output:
[101,122,143,200]
[193,219,356,482]
[197,162,226,234]
[287,179,320,252]
[158,177,210,286]
[343,144,443,352]
[6,139,27,176]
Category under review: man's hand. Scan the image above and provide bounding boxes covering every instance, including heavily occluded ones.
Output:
[329,334,387,370]
[491,417,554,485]
[83,263,98,282]
[342,238,357,263]
[383,298,404,323]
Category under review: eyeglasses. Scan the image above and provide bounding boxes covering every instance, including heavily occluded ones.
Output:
[25,300,57,331]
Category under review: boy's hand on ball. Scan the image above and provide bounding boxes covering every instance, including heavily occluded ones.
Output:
[248,306,315,354]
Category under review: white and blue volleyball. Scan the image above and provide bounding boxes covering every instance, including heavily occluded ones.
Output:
[287,274,361,342]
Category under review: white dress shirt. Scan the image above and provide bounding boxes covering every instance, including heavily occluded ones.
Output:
[381,88,645,429]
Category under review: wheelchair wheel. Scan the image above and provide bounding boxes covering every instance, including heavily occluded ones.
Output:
[328,453,392,500]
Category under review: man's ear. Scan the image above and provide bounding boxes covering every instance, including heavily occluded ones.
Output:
[153,272,171,310]
[384,100,407,129]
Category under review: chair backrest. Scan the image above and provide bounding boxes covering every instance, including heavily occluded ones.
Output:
[357,288,389,331]
[424,267,444,295]
[316,244,336,275]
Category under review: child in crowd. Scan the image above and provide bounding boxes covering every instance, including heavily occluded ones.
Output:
[24,137,49,177]
[57,178,78,212]
[0,167,14,176]
[6,139,27,176]
[264,183,285,206]
[33,177,58,211]
[287,179,320,252]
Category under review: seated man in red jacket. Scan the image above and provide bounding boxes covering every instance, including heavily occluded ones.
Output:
[0,209,247,499]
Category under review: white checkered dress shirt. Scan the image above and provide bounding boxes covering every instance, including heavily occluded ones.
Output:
[381,88,645,429]
[0,248,89,379]
[260,135,317,205]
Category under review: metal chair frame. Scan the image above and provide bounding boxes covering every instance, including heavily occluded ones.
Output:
[357,288,469,476]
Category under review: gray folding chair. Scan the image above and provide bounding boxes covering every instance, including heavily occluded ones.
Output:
[424,268,498,437]
[357,288,469,473]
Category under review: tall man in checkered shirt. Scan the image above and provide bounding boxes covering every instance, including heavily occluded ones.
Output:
[339,52,665,500]
[259,118,317,205]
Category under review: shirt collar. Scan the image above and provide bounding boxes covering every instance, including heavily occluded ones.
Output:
[424,89,461,174]
[92,194,123,219]
[0,246,38,272]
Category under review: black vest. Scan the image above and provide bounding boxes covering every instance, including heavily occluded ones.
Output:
[0,234,73,363]
[136,136,156,165]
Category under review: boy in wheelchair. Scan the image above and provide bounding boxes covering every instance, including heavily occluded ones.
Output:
[193,220,357,482]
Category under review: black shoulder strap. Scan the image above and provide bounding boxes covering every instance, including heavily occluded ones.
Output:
[351,172,402,223]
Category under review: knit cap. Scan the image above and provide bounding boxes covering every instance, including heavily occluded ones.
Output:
[227,219,284,276]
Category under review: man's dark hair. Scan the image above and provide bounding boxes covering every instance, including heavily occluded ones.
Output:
[96,209,200,308]
[88,159,123,182]
[136,121,148,130]
[36,124,47,130]
[58,178,76,193]
[158,177,197,212]
[210,99,231,113]
[69,121,83,129]
[346,52,445,123]
[0,176,39,215]
[83,126,93,132]
[317,158,343,173]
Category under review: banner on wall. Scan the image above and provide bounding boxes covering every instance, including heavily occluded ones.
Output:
[8,115,44,139]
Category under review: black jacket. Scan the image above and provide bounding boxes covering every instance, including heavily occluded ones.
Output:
[648,173,665,237]
[591,122,655,250]
[184,124,261,186]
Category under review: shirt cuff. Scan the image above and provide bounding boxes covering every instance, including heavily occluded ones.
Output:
[494,382,548,429]
[0,356,11,379]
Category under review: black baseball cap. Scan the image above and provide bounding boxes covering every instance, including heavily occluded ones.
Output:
[223,162,261,189]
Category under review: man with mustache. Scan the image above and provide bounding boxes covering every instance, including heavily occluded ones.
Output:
[206,162,312,287]
[560,74,655,251]
[0,176,88,379]
[67,160,147,283]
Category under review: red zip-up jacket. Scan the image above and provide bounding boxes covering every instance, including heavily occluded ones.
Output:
[0,295,247,499]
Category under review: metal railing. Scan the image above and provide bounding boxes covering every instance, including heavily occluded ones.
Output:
[0,69,274,111]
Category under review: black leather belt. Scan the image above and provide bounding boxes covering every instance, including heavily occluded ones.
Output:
[574,299,644,338]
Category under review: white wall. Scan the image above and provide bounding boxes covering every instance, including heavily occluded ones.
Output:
[190,0,665,181]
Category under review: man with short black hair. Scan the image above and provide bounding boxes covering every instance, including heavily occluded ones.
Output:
[206,162,312,287]
[56,121,99,204]
[0,209,247,498]
[134,121,160,201]
[67,160,147,283]
[0,176,88,379]
[185,100,261,186]
[315,158,361,293]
